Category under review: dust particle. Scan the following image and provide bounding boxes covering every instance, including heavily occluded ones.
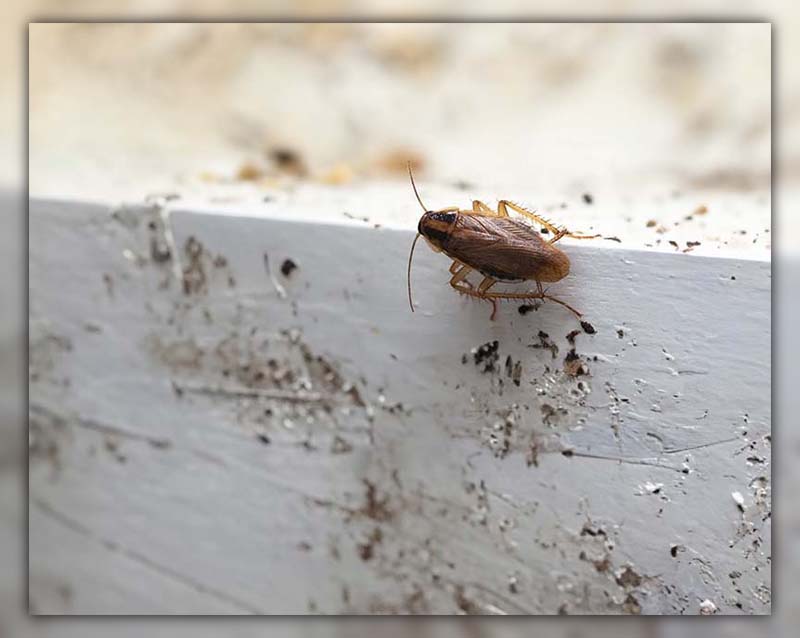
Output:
[529,331,558,359]
[615,566,642,588]
[580,320,596,334]
[360,480,392,522]
[236,162,264,181]
[564,349,588,376]
[582,193,593,204]
[623,594,641,615]
[269,147,308,177]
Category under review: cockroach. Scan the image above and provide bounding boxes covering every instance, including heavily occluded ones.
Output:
[406,166,599,320]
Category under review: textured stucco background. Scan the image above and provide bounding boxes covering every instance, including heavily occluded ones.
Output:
[28,22,770,256]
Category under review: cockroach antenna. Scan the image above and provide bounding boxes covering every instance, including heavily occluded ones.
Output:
[408,163,428,213]
[407,232,421,313]
[407,163,428,313]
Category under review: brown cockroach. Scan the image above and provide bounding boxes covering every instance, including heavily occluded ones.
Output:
[406,166,599,320]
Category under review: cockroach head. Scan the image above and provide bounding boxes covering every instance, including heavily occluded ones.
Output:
[406,162,458,313]
[418,211,456,247]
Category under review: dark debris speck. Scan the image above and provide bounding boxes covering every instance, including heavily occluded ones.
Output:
[281,259,298,277]
[580,320,596,334]
[472,340,500,373]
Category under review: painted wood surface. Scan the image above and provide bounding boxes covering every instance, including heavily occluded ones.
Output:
[29,196,770,615]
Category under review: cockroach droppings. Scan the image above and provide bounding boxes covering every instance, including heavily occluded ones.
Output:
[281,258,298,277]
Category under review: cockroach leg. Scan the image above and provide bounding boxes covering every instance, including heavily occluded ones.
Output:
[453,280,498,319]
[449,260,464,274]
[472,200,496,215]
[453,283,582,319]
[449,263,473,287]
[498,200,561,234]
[548,228,601,244]
[498,200,600,243]
[477,276,498,293]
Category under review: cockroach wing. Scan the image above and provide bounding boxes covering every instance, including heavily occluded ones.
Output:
[443,215,568,282]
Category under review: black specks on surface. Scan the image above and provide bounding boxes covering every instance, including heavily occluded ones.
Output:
[604,236,622,243]
[615,566,642,589]
[281,258,298,277]
[356,527,383,562]
[518,303,539,315]
[529,331,558,359]
[564,349,589,376]
[504,355,523,386]
[472,340,500,373]
[566,329,581,345]
[582,193,594,204]
[580,521,606,537]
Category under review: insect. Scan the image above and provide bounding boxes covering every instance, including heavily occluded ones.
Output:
[406,166,599,320]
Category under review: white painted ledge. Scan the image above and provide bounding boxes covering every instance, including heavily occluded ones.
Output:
[29,194,770,615]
